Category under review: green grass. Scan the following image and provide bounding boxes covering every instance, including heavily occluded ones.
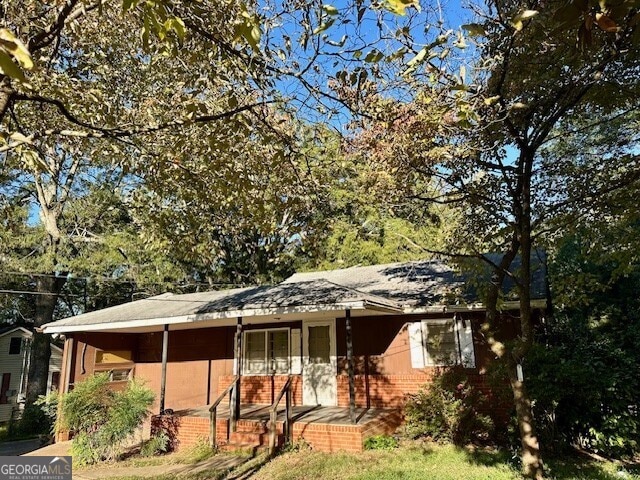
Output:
[70,441,640,480]
[250,442,640,480]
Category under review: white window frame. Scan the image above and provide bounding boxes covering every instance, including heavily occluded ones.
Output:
[409,317,475,369]
[242,327,291,376]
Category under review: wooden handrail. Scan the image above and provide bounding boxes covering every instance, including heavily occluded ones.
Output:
[268,375,293,456]
[209,375,240,449]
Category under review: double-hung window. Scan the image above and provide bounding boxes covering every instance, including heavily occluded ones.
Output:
[244,329,290,375]
[423,320,458,366]
[408,318,476,368]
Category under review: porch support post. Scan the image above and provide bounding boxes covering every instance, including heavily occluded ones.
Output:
[159,324,169,414]
[230,316,242,431]
[56,335,75,442]
[345,309,356,424]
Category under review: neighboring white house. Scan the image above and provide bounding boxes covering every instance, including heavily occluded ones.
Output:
[0,327,62,423]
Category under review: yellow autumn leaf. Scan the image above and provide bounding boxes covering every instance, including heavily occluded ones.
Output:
[384,0,421,16]
[0,28,33,70]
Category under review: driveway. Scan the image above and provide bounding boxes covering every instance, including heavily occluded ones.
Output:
[0,438,47,456]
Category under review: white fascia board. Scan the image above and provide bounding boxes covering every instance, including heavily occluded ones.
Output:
[0,326,32,338]
[41,301,370,334]
[405,298,546,314]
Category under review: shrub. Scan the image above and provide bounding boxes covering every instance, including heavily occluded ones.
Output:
[525,315,640,458]
[402,369,494,445]
[364,434,399,450]
[8,393,58,440]
[58,373,154,465]
[140,431,170,457]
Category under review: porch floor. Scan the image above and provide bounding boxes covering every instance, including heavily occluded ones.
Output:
[174,403,395,425]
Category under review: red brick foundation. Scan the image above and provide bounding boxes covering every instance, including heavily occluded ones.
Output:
[151,409,403,453]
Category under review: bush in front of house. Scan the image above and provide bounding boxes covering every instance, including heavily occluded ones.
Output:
[140,431,170,457]
[58,372,155,465]
[364,434,399,450]
[402,369,494,445]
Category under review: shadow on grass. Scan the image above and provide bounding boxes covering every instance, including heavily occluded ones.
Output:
[223,453,272,480]
[460,445,639,480]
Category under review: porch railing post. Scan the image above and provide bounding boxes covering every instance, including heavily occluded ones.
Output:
[210,408,217,449]
[230,316,242,432]
[285,382,292,444]
[345,309,356,424]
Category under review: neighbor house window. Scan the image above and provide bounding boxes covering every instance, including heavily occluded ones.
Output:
[8,337,21,355]
[244,329,290,375]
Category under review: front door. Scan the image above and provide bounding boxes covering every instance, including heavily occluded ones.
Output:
[302,319,337,406]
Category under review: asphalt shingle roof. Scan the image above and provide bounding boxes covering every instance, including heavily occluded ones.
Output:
[283,253,547,307]
[43,280,400,330]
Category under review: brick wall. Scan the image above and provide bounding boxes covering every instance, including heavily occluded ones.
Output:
[151,414,228,450]
[218,375,303,405]
[335,371,511,423]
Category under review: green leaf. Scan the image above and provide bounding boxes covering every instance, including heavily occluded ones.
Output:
[122,0,135,11]
[0,50,25,81]
[322,5,339,15]
[403,47,428,75]
[484,95,501,106]
[512,9,539,31]
[313,19,335,35]
[461,24,486,37]
[171,17,186,42]
[364,49,384,63]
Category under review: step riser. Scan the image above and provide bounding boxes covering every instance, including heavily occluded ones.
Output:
[229,432,271,445]
[233,421,270,433]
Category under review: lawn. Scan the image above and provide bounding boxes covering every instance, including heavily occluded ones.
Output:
[250,443,640,480]
[72,441,640,480]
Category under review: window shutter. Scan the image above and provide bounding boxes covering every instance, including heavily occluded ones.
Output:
[0,373,11,404]
[290,329,302,374]
[408,322,425,369]
[457,319,476,368]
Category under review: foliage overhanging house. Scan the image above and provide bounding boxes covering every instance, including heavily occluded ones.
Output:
[42,259,546,453]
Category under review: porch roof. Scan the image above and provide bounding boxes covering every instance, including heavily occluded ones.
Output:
[41,280,401,334]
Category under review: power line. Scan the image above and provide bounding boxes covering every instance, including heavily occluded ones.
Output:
[0,289,84,297]
[0,270,249,287]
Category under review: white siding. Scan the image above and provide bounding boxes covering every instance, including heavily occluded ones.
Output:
[0,330,31,423]
[0,330,65,423]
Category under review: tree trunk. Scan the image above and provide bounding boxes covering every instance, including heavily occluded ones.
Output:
[26,275,66,404]
[513,150,544,479]
[510,365,544,480]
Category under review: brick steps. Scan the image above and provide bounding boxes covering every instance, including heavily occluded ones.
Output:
[222,421,285,454]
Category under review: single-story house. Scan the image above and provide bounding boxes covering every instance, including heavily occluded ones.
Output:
[41,259,546,452]
[0,326,63,423]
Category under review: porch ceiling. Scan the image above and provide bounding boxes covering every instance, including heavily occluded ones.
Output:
[41,280,402,334]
